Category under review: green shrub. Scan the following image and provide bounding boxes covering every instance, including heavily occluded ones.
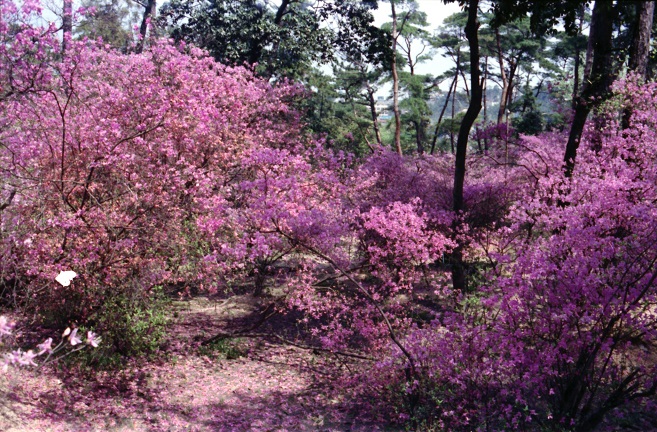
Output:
[88,285,170,365]
[198,338,245,360]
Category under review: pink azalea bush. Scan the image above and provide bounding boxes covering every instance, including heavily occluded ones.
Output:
[0,0,311,353]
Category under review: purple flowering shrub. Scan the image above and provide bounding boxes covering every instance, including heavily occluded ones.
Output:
[355,79,657,430]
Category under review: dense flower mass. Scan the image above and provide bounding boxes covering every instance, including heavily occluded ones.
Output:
[0,1,656,430]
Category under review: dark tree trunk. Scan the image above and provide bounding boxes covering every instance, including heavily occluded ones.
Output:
[391,1,403,155]
[622,1,655,129]
[564,0,615,177]
[628,1,654,78]
[450,70,456,153]
[453,0,482,213]
[483,55,488,123]
[366,84,384,147]
[451,0,482,292]
[431,74,457,154]
[253,260,269,297]
[136,0,156,54]
[274,0,292,25]
[495,27,509,125]
[572,5,585,109]
[415,119,427,154]
[62,0,73,52]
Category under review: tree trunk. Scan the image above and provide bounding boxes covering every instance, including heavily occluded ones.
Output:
[622,1,655,129]
[495,27,509,125]
[391,1,403,155]
[431,74,457,154]
[366,84,384,147]
[504,62,517,117]
[415,119,427,154]
[483,55,488,123]
[572,5,585,109]
[564,0,615,177]
[451,0,482,292]
[450,67,457,154]
[274,0,292,25]
[136,0,156,54]
[406,39,415,76]
[453,0,482,214]
[62,0,73,52]
[628,1,654,78]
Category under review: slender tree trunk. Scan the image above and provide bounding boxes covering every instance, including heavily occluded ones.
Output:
[572,5,585,109]
[453,0,482,213]
[452,0,482,292]
[583,18,595,80]
[564,0,615,177]
[495,28,509,125]
[623,1,655,129]
[450,72,456,154]
[459,67,470,98]
[406,39,415,76]
[391,1,403,155]
[504,63,517,117]
[349,99,376,153]
[483,55,488,123]
[366,85,384,147]
[431,74,457,154]
[62,0,73,52]
[136,0,156,54]
[415,119,429,154]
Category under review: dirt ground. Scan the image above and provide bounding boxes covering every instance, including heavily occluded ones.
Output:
[0,295,391,432]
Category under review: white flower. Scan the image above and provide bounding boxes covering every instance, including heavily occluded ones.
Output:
[0,316,13,336]
[55,271,77,287]
[86,331,101,348]
[69,328,82,346]
[36,338,53,355]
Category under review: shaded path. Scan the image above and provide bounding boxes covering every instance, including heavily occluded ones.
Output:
[0,295,391,431]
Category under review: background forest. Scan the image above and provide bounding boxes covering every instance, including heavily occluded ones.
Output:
[1,0,657,431]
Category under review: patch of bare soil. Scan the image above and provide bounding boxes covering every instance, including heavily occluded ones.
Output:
[0,294,393,431]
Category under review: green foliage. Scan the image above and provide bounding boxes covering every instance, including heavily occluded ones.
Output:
[159,0,319,77]
[198,338,245,360]
[159,0,389,78]
[511,85,544,135]
[76,0,140,50]
[514,110,543,135]
[92,286,169,360]
[302,68,377,156]
[489,0,588,36]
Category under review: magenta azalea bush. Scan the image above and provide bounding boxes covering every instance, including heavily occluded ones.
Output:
[0,1,656,430]
[356,80,657,431]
